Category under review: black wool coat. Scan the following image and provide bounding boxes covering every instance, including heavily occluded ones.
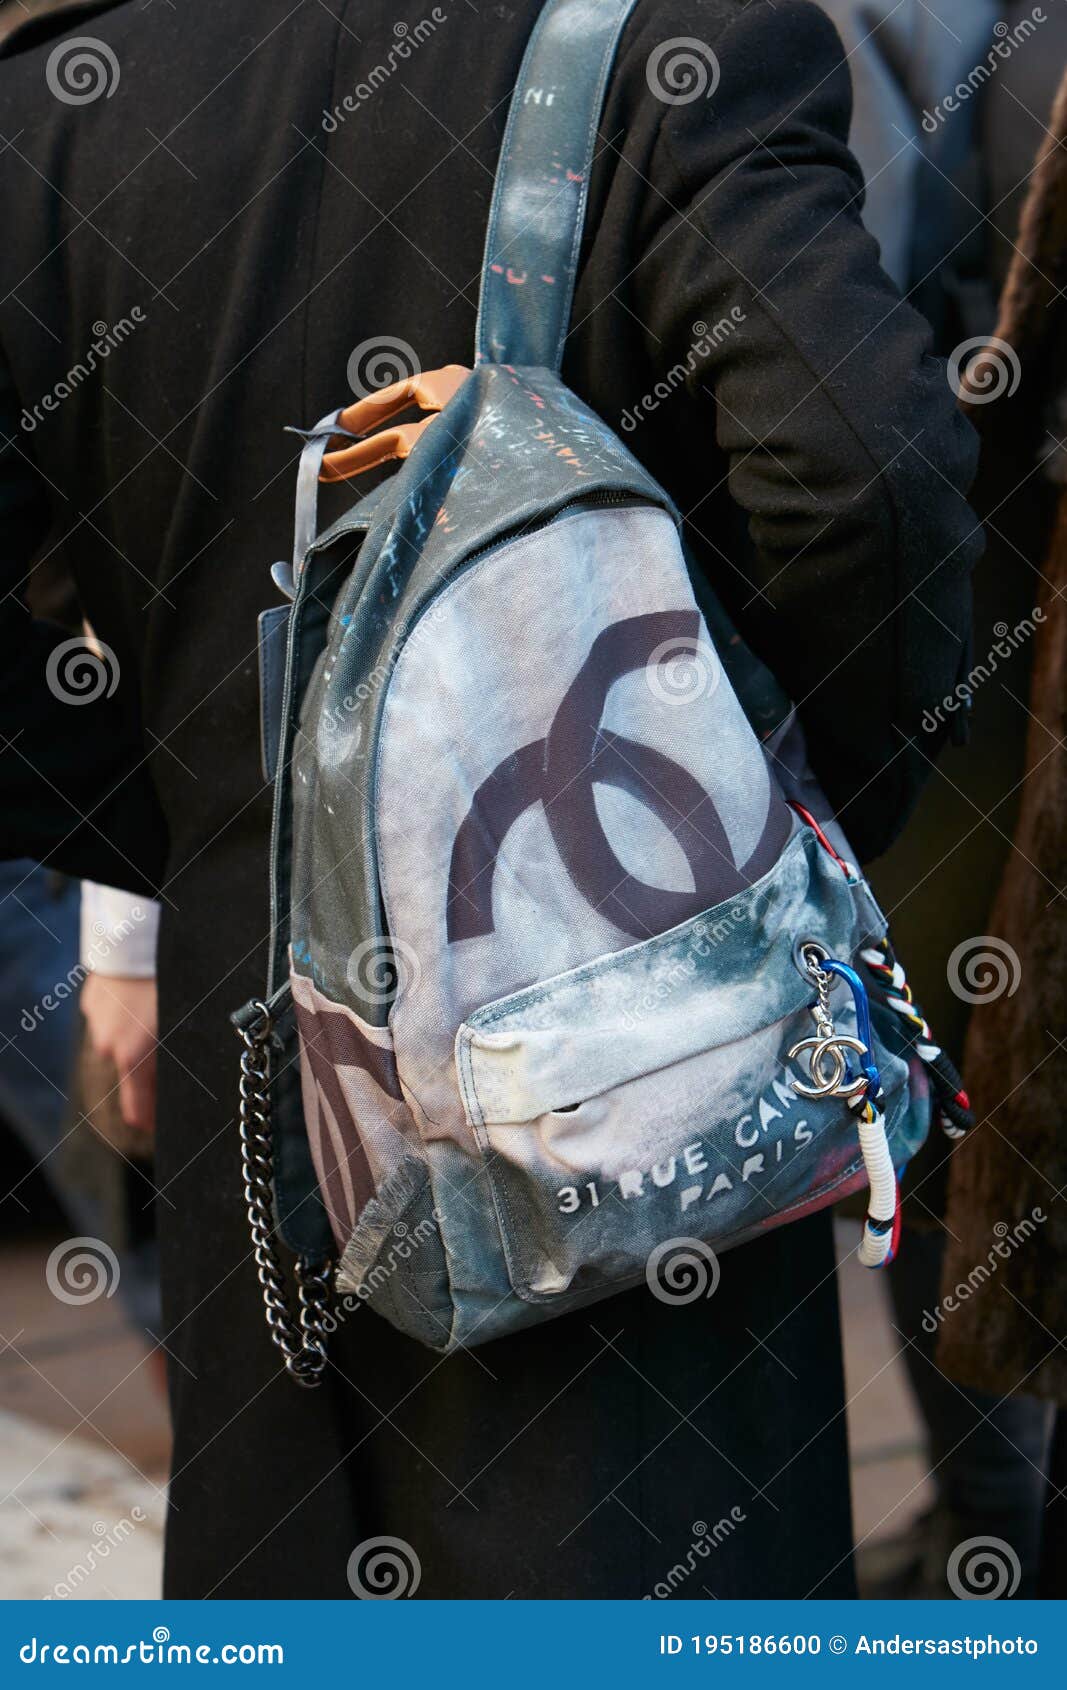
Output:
[0,0,980,1597]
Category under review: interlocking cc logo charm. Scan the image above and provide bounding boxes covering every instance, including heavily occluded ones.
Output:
[788,1032,869,1101]
[789,943,869,1101]
[446,610,791,944]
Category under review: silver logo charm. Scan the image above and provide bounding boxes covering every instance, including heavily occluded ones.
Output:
[790,944,868,1101]
[788,1032,869,1100]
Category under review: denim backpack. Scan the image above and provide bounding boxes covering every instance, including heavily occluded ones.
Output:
[233,0,973,1384]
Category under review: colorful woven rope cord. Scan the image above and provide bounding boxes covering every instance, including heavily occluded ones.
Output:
[858,936,975,1140]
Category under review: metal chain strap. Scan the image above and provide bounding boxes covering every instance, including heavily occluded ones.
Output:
[236,1000,331,1387]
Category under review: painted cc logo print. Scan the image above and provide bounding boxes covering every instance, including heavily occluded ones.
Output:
[446,610,790,943]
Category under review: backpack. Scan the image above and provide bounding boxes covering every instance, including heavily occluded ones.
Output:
[233,0,973,1385]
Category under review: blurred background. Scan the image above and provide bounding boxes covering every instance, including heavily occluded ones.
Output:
[0,856,167,1601]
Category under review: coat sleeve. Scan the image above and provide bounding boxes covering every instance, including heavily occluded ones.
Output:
[627,0,983,861]
[0,344,168,896]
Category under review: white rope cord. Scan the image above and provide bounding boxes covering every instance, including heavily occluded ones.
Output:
[855,1106,896,1267]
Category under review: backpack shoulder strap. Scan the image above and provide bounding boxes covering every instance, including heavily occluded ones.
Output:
[475,0,641,371]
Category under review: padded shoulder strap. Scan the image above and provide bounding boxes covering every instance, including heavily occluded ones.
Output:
[475,0,640,370]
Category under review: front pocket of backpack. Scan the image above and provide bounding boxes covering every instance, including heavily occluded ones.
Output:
[454,832,892,1302]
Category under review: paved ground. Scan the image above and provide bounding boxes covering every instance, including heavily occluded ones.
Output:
[0,1221,931,1599]
[838,1219,935,1554]
[0,1236,169,1601]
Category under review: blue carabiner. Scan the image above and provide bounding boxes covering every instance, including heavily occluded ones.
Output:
[821,957,882,1101]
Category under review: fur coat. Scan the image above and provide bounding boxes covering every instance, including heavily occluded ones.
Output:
[938,67,1067,1404]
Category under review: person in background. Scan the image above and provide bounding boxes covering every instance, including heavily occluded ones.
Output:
[937,59,1067,1600]
[79,882,159,1140]
[0,858,162,1335]
[818,0,997,312]
[0,859,81,1210]
[817,0,1065,1596]
[0,533,161,1331]
[77,878,161,1340]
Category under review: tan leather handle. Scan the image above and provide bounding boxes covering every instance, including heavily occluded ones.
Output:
[322,364,469,482]
[319,418,437,483]
[336,364,468,436]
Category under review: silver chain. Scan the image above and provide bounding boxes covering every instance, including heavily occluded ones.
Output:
[808,961,836,1043]
[798,942,833,1027]
[236,1000,332,1387]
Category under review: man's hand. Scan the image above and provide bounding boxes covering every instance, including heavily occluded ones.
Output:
[80,972,158,1136]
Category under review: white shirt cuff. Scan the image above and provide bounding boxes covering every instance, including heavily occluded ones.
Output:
[80,883,159,978]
